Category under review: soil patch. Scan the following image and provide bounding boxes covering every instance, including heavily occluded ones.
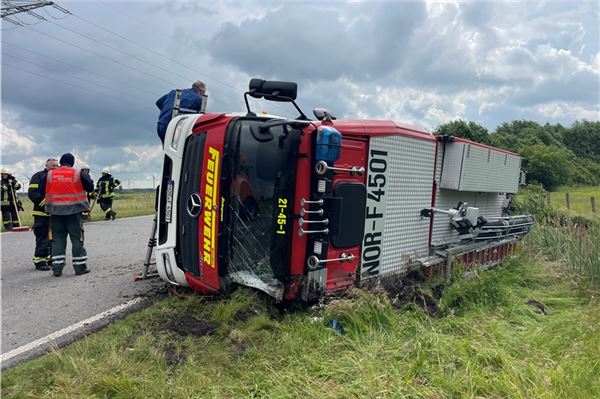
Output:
[164,314,219,337]
[391,286,440,317]
[162,343,187,366]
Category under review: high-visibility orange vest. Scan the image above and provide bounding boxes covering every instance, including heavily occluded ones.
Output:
[45,166,90,215]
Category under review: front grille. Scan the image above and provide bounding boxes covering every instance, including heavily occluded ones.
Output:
[158,155,173,245]
[177,133,206,277]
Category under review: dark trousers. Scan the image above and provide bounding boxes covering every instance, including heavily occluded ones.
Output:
[32,215,51,267]
[99,198,113,219]
[1,204,19,229]
[50,214,88,273]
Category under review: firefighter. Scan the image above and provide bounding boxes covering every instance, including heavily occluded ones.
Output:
[80,164,96,220]
[43,153,94,277]
[96,168,120,220]
[1,168,23,230]
[155,80,206,144]
[28,158,59,270]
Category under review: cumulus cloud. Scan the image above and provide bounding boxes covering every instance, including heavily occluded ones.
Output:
[1,123,36,157]
[1,0,598,184]
[208,2,427,81]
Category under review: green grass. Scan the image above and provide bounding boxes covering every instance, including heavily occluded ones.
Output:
[526,221,600,293]
[1,191,155,232]
[3,189,599,398]
[548,186,600,222]
[3,250,599,398]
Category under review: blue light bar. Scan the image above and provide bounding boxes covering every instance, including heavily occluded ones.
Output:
[315,126,342,163]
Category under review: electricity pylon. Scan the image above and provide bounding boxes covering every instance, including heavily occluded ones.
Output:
[1,1,69,25]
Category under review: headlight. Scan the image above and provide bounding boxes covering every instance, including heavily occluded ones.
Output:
[171,117,187,150]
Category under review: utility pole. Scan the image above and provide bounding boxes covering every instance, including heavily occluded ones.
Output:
[1,1,69,25]
[152,175,156,189]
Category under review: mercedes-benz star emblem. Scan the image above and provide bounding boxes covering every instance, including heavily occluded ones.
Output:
[186,193,203,218]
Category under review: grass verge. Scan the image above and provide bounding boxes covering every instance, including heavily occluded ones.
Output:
[2,251,599,398]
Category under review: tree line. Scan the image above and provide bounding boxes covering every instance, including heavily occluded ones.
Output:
[434,120,600,190]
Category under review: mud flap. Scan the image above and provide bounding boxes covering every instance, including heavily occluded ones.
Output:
[301,267,327,301]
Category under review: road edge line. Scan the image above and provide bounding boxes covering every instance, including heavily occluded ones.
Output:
[1,297,145,364]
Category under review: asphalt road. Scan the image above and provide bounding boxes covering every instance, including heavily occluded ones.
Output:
[1,215,165,366]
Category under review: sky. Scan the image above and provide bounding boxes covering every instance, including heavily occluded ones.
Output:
[1,0,599,188]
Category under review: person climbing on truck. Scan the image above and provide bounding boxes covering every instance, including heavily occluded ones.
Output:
[155,80,207,144]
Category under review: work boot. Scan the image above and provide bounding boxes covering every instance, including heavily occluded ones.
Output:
[53,269,62,277]
[110,210,117,221]
[35,262,51,271]
[75,268,91,276]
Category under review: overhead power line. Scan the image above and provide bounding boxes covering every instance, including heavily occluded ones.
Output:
[44,18,197,83]
[18,23,182,87]
[95,1,287,114]
[11,10,244,110]
[3,52,152,106]
[2,61,151,113]
[3,41,160,97]
[5,2,292,115]
[70,10,245,98]
[44,15,246,111]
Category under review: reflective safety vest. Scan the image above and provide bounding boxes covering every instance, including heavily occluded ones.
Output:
[97,175,120,199]
[45,166,90,215]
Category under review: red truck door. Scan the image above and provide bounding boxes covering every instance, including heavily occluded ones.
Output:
[324,136,368,292]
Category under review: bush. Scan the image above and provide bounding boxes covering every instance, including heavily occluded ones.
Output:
[521,145,572,190]
[512,183,556,220]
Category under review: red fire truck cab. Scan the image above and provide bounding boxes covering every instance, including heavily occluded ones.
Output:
[155,79,533,301]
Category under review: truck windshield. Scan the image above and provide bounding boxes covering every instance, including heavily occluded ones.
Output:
[222,119,300,297]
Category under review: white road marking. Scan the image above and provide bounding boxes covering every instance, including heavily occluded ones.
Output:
[1,297,145,364]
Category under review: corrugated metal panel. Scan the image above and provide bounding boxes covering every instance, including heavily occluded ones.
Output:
[440,142,521,193]
[439,143,464,190]
[362,135,435,279]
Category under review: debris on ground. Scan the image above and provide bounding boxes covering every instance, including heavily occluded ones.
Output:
[526,299,547,315]
[327,319,345,336]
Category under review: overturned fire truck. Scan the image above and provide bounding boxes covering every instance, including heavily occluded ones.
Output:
[152,79,533,301]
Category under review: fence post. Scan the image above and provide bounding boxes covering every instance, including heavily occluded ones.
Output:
[565,192,570,210]
[445,255,453,281]
[546,192,551,205]
[592,196,596,213]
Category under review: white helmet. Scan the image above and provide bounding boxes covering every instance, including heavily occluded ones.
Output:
[0,168,8,174]
[101,168,109,174]
[81,164,90,170]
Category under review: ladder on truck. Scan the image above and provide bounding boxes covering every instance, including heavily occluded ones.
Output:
[134,197,159,281]
[172,89,208,118]
[134,91,208,282]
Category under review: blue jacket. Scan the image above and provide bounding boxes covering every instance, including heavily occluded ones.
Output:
[155,88,203,143]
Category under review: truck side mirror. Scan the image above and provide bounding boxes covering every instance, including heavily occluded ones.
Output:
[248,79,297,101]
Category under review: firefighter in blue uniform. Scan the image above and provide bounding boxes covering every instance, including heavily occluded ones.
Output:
[1,168,23,230]
[96,168,120,220]
[28,158,59,270]
[155,80,206,144]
